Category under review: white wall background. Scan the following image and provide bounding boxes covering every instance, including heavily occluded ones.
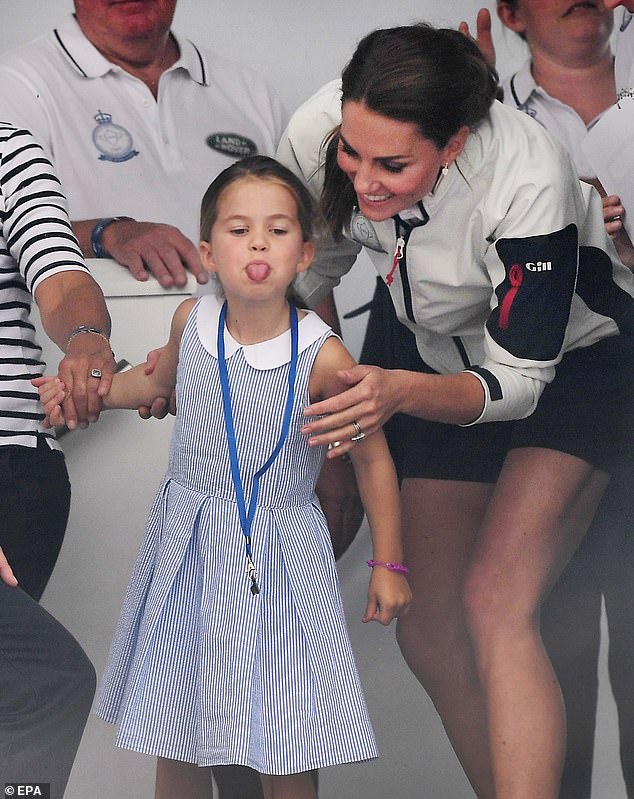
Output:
[0,2,625,798]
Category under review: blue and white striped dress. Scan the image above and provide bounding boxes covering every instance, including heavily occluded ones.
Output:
[95,294,378,773]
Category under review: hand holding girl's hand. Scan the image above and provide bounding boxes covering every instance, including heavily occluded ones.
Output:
[0,545,18,588]
[32,376,68,428]
[363,568,412,626]
[303,365,402,454]
[138,345,176,420]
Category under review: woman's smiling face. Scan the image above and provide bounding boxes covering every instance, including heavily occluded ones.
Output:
[336,100,468,222]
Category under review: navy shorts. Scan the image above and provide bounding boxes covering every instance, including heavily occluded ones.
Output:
[399,335,634,483]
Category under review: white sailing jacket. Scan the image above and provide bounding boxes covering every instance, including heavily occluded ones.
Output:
[278,81,634,424]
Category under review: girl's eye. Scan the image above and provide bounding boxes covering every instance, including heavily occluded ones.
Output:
[271,227,288,235]
[230,227,248,235]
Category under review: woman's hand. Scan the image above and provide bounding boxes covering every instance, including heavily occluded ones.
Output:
[603,195,634,269]
[0,545,18,588]
[458,8,496,69]
[138,346,176,419]
[363,569,411,626]
[302,365,403,454]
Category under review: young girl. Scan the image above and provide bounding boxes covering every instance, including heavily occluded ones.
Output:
[37,155,411,799]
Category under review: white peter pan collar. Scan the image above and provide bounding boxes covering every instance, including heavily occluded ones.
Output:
[196,294,332,369]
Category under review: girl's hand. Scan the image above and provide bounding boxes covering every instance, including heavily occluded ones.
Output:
[303,365,402,453]
[0,545,18,587]
[363,569,412,626]
[32,376,68,428]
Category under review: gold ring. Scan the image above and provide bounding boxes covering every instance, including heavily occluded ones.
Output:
[328,440,343,450]
[351,420,365,442]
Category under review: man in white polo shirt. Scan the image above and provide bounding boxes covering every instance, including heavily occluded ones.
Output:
[0,0,286,289]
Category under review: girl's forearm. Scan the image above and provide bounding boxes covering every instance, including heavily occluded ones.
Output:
[103,364,172,410]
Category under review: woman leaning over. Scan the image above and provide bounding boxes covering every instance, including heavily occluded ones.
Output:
[277,23,634,799]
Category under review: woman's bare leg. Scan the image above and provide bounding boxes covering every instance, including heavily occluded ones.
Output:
[396,477,496,798]
[155,758,213,799]
[463,448,609,799]
[259,772,318,799]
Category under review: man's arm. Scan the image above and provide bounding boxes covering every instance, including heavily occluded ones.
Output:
[73,218,208,289]
[35,271,116,428]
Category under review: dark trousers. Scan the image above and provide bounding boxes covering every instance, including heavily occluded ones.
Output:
[0,439,95,798]
[0,438,70,601]
[0,582,96,798]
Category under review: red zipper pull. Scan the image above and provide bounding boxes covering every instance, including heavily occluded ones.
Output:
[386,236,405,286]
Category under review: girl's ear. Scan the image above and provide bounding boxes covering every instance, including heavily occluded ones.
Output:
[296,241,315,274]
[199,240,217,273]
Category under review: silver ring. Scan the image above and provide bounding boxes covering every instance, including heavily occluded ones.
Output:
[90,368,102,379]
[351,420,365,442]
[328,440,343,450]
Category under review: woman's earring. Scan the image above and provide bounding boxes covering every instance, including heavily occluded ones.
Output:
[431,162,450,195]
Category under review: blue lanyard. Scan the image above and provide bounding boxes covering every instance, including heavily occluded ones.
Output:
[217,301,299,595]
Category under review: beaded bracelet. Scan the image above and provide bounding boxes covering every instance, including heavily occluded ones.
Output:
[367,560,409,574]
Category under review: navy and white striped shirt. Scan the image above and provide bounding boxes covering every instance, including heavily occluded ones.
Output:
[0,123,89,448]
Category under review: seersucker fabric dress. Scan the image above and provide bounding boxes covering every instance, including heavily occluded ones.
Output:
[94,294,378,774]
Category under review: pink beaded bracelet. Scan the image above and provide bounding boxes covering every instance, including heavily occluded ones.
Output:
[367,560,409,574]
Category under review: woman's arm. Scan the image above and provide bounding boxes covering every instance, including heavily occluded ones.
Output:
[304,360,485,453]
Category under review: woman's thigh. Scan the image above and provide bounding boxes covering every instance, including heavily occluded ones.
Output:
[465,447,609,625]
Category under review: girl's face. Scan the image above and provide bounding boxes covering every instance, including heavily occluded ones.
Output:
[337,101,469,222]
[199,178,314,302]
[498,1,614,54]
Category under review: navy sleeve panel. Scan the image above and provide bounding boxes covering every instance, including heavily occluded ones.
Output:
[575,246,634,334]
[489,224,578,360]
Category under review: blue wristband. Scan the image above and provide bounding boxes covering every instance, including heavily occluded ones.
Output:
[90,216,133,258]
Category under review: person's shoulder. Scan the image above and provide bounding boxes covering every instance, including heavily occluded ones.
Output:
[498,59,534,108]
[180,36,275,91]
[0,22,61,70]
[0,124,44,155]
[286,79,343,134]
[483,100,570,165]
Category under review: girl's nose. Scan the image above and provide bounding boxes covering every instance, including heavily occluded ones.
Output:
[249,232,269,250]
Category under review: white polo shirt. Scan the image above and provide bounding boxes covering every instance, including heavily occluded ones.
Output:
[616,9,634,98]
[0,15,287,244]
[500,60,602,180]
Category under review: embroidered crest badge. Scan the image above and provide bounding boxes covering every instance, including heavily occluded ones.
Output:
[92,110,139,162]
[350,210,385,252]
[206,133,258,157]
